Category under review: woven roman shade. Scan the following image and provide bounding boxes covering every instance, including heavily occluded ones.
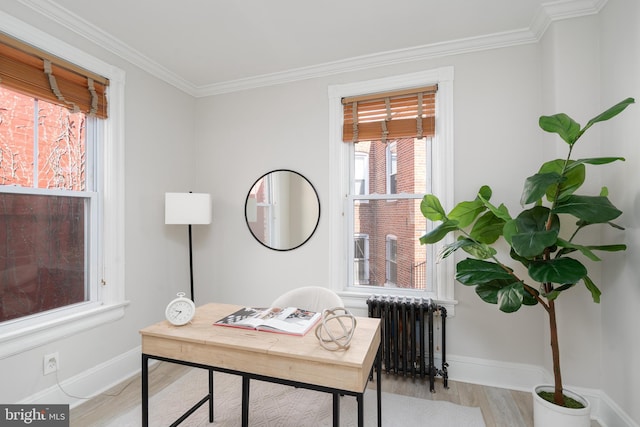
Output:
[0,32,109,119]
[342,85,437,143]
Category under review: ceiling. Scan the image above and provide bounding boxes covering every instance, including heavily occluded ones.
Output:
[15,0,605,96]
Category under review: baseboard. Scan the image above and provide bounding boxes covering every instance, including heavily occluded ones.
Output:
[446,354,639,427]
[446,353,547,392]
[19,346,143,409]
[18,346,638,426]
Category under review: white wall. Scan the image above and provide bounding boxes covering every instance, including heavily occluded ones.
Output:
[540,14,605,391]
[0,3,198,404]
[600,0,640,423]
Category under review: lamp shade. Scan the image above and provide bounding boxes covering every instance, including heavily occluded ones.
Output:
[165,192,212,225]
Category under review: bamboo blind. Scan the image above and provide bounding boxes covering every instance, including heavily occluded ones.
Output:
[0,32,109,119]
[342,85,437,143]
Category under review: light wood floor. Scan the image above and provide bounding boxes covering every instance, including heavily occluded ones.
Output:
[70,362,600,426]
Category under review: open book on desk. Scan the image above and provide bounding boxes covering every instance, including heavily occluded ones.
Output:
[214,306,321,336]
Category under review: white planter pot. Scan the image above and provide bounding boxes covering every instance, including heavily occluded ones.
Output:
[533,385,591,427]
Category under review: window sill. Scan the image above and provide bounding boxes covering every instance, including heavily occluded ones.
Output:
[0,301,129,359]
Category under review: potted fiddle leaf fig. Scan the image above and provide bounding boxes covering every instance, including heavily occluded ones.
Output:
[419,98,634,426]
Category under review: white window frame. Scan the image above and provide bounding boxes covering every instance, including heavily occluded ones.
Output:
[328,67,455,311]
[0,12,127,358]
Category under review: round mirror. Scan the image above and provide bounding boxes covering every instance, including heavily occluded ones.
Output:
[244,169,320,251]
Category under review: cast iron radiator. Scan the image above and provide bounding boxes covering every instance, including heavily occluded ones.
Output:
[366,295,448,392]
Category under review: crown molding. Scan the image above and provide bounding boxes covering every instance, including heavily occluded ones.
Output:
[16,0,199,96]
[530,0,608,39]
[17,0,607,97]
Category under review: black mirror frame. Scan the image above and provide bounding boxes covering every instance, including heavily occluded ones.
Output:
[244,169,321,251]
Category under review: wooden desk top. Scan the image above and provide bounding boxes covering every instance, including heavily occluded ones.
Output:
[140,303,381,392]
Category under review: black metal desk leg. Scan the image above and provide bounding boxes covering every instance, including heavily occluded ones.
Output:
[241,376,250,427]
[377,345,382,427]
[332,393,340,427]
[141,354,149,427]
[357,393,364,427]
[209,368,214,422]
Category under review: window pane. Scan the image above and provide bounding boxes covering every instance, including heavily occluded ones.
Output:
[0,193,87,322]
[387,143,397,194]
[356,138,425,195]
[0,87,35,187]
[0,86,86,190]
[354,153,368,195]
[352,198,427,289]
[354,235,369,285]
[37,103,87,190]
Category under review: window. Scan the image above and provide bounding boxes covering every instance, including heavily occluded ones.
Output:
[350,137,428,290]
[354,234,370,285]
[386,142,397,194]
[354,152,369,196]
[328,67,455,305]
[0,23,125,357]
[386,235,397,285]
[0,87,96,322]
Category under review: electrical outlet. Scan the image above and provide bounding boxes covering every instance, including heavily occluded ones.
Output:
[43,352,59,375]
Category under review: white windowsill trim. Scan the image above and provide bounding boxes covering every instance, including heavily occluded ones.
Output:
[339,291,457,316]
[0,302,129,359]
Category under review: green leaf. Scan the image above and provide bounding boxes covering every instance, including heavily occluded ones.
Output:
[583,275,602,303]
[528,258,587,284]
[509,247,532,268]
[587,244,627,252]
[583,98,635,132]
[544,283,576,301]
[510,206,559,258]
[553,195,622,223]
[448,199,486,228]
[478,194,512,222]
[539,113,581,145]
[419,220,459,244]
[438,238,494,260]
[456,259,513,285]
[470,211,505,244]
[503,219,517,246]
[477,185,492,200]
[512,231,558,258]
[475,279,514,304]
[556,238,601,261]
[539,159,585,201]
[461,241,497,260]
[421,194,447,221]
[521,172,563,205]
[566,157,625,172]
[521,286,539,305]
[607,221,626,231]
[497,282,524,313]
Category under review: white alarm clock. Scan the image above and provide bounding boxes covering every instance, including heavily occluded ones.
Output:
[165,292,196,326]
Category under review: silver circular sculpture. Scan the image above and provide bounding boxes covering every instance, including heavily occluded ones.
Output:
[314,307,357,351]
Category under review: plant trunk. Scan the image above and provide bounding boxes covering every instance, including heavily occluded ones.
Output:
[548,299,565,406]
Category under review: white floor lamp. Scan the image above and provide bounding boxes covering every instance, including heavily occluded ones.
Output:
[165,192,212,302]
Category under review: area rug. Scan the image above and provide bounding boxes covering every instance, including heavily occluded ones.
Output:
[107,368,485,426]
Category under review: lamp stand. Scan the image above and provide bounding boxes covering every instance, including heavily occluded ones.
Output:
[188,224,195,302]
